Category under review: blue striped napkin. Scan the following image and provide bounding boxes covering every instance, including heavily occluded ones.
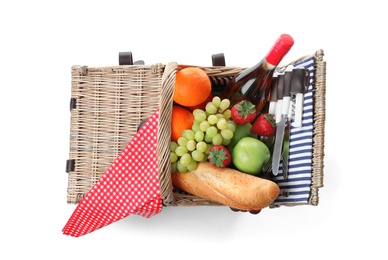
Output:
[272,57,315,205]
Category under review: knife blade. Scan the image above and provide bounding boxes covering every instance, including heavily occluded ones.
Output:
[261,73,278,174]
[272,120,286,176]
[282,124,290,179]
[271,73,286,176]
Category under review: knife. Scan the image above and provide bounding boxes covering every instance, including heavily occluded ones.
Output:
[271,73,286,176]
[260,74,278,176]
[281,65,294,179]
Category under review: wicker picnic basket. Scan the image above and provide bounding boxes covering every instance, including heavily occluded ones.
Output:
[66,49,326,208]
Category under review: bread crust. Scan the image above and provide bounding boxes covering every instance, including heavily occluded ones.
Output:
[171,162,280,211]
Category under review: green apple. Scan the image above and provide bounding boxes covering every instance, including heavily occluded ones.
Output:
[232,137,270,175]
[227,123,257,152]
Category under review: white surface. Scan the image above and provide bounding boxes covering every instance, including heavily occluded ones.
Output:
[1,0,386,259]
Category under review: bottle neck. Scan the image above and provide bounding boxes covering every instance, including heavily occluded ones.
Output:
[263,58,276,70]
[234,58,275,82]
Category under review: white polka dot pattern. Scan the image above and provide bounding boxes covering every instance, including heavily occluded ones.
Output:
[63,109,163,237]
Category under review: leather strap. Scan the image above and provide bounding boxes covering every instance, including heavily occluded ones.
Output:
[212,53,225,66]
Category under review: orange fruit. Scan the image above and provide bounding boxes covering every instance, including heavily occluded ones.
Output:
[186,93,213,112]
[173,67,212,107]
[171,105,194,142]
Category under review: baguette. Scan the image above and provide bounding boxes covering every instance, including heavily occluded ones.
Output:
[171,162,280,211]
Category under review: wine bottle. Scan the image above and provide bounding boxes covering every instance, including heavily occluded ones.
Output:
[220,34,294,113]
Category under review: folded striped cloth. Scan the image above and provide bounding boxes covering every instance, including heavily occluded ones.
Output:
[272,57,315,205]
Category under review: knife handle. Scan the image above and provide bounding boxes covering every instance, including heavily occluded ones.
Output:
[268,75,278,115]
[290,68,310,127]
[282,70,292,116]
[291,68,310,94]
[283,66,293,97]
[281,65,294,117]
[275,74,285,123]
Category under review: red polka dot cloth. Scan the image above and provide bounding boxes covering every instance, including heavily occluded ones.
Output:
[63,109,163,237]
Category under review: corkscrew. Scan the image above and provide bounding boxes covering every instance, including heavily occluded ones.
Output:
[289,95,297,124]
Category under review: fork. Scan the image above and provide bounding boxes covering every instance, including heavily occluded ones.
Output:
[262,153,286,177]
[260,135,275,175]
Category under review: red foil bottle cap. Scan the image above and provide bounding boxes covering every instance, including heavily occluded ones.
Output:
[265,34,294,66]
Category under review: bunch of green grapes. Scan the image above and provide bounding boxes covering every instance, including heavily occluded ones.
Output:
[170,96,236,173]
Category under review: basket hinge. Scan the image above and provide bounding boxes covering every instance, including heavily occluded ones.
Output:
[70,98,77,111]
[66,159,75,173]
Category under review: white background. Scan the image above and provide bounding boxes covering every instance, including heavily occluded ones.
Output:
[1,0,386,259]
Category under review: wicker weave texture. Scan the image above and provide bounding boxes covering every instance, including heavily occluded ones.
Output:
[310,49,326,206]
[67,64,165,203]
